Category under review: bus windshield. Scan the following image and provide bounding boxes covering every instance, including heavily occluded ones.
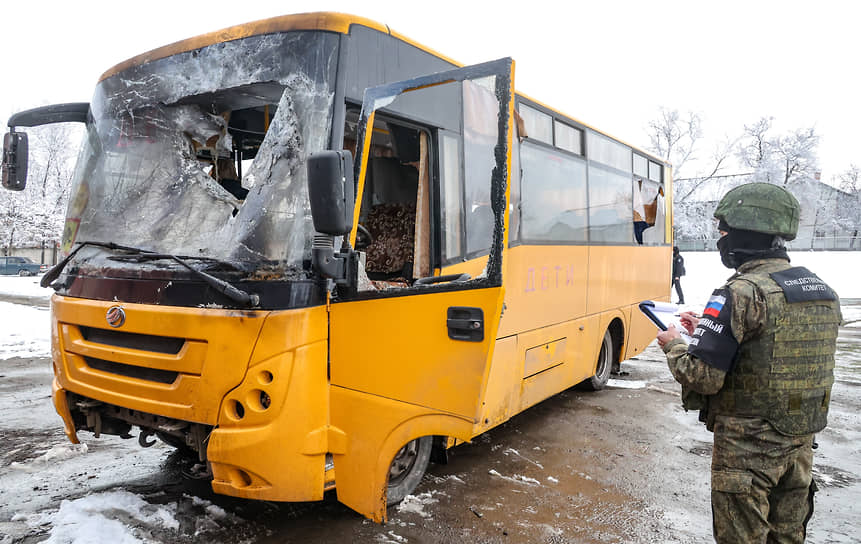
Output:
[64,31,339,277]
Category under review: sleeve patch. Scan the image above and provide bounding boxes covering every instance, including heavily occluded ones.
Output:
[688,287,739,372]
[770,267,837,303]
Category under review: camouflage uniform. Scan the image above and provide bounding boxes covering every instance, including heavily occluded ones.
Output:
[663,258,841,543]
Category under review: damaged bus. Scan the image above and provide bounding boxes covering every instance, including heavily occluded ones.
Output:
[1,12,671,522]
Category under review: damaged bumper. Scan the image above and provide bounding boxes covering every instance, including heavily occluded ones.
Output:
[50,295,333,502]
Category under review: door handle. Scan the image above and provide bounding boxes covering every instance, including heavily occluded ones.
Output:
[447,307,484,342]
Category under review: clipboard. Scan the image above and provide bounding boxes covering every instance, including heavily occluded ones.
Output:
[639,301,691,343]
[638,300,680,331]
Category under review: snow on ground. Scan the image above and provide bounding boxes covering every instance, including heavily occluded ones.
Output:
[395,492,441,518]
[0,300,51,360]
[0,275,52,359]
[18,491,179,544]
[0,275,51,300]
[9,489,243,544]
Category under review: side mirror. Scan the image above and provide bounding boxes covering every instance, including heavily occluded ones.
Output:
[307,150,355,236]
[2,132,29,191]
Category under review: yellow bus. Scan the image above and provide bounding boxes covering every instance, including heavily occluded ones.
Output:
[1,12,671,522]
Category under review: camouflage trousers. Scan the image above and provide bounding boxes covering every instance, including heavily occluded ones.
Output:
[710,416,816,543]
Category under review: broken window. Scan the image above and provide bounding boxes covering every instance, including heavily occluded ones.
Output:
[63,32,339,277]
[520,142,588,242]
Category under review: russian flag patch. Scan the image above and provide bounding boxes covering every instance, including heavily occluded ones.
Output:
[703,294,726,318]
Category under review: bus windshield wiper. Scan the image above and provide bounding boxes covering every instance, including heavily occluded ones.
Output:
[41,241,260,307]
[41,241,147,288]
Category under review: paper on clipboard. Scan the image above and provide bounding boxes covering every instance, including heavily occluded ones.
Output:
[639,300,691,342]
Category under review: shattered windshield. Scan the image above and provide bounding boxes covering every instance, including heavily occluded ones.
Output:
[63,31,338,277]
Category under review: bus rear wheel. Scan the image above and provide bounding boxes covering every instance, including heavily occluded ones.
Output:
[585,330,613,391]
[386,436,432,506]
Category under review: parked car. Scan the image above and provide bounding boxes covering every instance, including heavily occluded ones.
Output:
[0,256,46,276]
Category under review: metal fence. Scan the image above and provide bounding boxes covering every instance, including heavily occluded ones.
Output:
[677,236,861,252]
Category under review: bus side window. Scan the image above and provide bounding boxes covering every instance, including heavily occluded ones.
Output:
[463,79,499,257]
[633,178,649,245]
[440,132,463,262]
[509,119,522,244]
[587,164,635,244]
[519,142,588,243]
[639,182,666,245]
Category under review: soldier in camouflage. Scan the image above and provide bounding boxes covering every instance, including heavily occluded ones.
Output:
[656,183,842,543]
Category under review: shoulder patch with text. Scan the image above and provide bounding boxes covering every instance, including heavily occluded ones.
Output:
[687,288,739,372]
[769,267,837,303]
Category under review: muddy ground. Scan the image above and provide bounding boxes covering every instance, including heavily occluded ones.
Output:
[1,311,859,543]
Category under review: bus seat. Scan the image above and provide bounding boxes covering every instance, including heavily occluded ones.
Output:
[364,202,416,280]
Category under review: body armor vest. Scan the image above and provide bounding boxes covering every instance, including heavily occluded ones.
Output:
[709,266,840,436]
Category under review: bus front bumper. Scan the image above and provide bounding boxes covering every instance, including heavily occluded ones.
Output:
[52,378,79,444]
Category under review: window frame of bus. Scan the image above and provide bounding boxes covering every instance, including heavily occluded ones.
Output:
[515,100,594,247]
[633,152,666,246]
[354,57,514,286]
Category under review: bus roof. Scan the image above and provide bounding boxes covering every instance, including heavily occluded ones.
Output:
[100,11,668,168]
[99,12,460,82]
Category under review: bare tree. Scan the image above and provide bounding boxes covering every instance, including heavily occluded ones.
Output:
[648,108,735,205]
[665,115,832,248]
[736,117,820,187]
[833,165,861,248]
[737,117,779,184]
[775,127,820,187]
[833,164,860,193]
[647,107,702,178]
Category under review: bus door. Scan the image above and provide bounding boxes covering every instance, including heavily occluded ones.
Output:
[329,58,515,521]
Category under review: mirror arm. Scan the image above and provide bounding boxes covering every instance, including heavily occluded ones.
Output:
[7,103,89,128]
[311,234,358,292]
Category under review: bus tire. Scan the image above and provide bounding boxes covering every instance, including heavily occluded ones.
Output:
[585,330,613,391]
[386,436,432,506]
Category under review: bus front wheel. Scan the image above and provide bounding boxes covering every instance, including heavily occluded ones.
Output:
[386,436,432,506]
[585,330,613,391]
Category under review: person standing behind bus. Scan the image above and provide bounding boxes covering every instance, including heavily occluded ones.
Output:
[672,246,685,304]
[655,183,841,543]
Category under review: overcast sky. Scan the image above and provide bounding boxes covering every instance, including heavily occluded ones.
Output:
[3,0,858,180]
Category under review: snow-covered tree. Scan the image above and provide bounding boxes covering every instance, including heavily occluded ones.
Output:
[790,179,843,249]
[657,113,857,249]
[648,107,732,245]
[0,192,27,255]
[775,127,819,187]
[833,165,861,248]
[0,122,81,258]
[736,117,820,187]
[736,117,776,183]
[672,199,720,246]
[648,107,702,179]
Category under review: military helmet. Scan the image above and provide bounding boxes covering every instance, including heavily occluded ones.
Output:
[713,182,800,241]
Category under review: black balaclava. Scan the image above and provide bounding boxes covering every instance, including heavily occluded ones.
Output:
[716,220,790,269]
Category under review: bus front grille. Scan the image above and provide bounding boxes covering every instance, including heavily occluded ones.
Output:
[84,357,179,384]
[80,326,185,354]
